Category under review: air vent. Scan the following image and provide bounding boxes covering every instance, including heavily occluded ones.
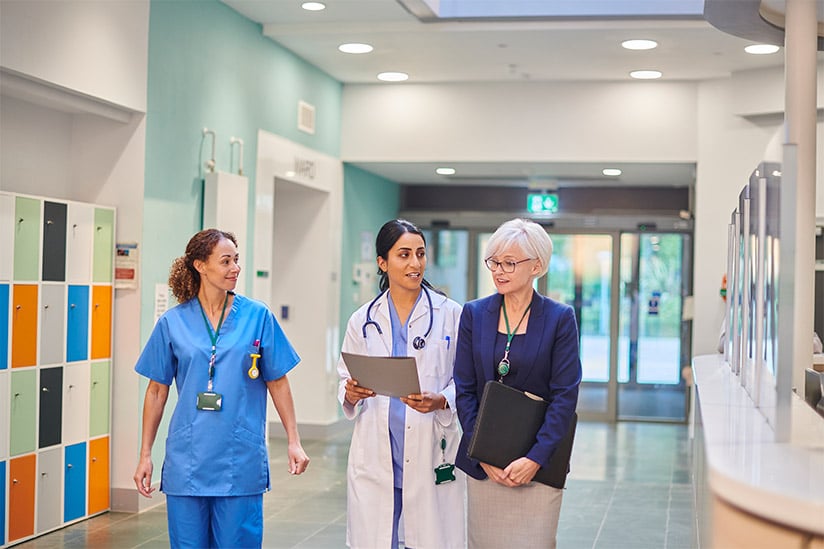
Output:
[297,100,316,135]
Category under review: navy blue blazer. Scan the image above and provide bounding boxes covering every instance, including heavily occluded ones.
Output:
[454,291,582,480]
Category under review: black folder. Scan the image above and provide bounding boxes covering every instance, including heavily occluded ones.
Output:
[467,381,577,488]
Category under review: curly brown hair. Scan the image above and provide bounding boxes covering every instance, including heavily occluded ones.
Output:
[168,229,237,302]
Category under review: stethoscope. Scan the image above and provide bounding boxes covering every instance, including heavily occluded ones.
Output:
[362,286,434,350]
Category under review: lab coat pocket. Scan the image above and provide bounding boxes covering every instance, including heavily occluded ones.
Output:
[421,339,452,385]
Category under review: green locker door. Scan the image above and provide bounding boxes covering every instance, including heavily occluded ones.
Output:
[89,361,110,437]
[10,370,36,456]
[92,209,114,283]
[13,197,41,282]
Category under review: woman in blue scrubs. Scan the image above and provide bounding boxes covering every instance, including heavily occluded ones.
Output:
[133,228,309,548]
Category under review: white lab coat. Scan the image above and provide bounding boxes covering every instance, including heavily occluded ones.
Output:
[338,289,466,549]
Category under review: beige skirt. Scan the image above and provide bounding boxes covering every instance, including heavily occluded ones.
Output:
[466,475,563,549]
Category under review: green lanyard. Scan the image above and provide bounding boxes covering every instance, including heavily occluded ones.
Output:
[497,296,532,380]
[198,292,229,392]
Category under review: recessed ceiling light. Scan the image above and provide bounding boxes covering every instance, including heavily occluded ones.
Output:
[377,71,409,82]
[745,44,780,55]
[621,39,658,51]
[630,70,662,80]
[436,167,456,176]
[602,168,622,177]
[301,2,326,11]
[339,43,373,54]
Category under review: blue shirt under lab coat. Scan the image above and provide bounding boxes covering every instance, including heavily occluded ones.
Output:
[135,293,299,497]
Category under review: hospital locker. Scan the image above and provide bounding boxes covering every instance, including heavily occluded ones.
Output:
[42,201,67,282]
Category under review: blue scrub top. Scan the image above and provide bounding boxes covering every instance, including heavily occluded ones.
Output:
[135,293,300,497]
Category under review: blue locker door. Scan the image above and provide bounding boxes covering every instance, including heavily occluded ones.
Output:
[1,460,5,545]
[66,286,89,363]
[64,442,87,522]
[0,284,7,370]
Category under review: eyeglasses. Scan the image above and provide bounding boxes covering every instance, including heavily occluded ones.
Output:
[484,257,535,273]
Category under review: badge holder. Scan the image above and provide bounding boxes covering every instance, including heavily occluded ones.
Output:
[197,391,223,411]
[434,435,456,485]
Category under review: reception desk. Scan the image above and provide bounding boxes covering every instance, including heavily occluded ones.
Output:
[692,354,824,548]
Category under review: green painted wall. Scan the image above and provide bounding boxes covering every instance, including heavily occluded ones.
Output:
[143,0,342,342]
[339,164,400,336]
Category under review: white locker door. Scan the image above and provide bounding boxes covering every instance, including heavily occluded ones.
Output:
[62,362,90,445]
[66,203,94,284]
[0,193,13,282]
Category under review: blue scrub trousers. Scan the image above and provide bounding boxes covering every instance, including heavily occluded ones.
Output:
[166,494,263,548]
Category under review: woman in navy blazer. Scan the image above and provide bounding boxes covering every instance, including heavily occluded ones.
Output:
[454,218,582,549]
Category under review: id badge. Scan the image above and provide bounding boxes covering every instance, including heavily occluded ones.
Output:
[196,391,223,411]
[434,462,456,485]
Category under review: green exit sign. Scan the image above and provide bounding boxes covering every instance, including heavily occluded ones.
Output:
[527,193,559,214]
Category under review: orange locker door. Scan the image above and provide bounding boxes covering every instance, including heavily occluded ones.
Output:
[88,436,110,514]
[11,285,38,368]
[90,285,112,360]
[9,453,36,542]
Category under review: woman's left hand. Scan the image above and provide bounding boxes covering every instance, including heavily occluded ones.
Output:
[503,457,540,486]
[287,442,310,475]
[401,391,447,413]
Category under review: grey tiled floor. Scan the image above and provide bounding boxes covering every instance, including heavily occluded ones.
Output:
[15,422,694,548]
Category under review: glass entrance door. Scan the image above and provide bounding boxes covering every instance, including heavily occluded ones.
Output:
[427,226,691,423]
[542,234,616,420]
[618,233,691,421]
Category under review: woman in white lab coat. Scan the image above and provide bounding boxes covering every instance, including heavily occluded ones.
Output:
[338,219,466,549]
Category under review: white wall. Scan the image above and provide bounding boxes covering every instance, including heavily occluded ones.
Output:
[0,0,148,112]
[693,78,783,356]
[342,74,822,358]
[0,0,149,511]
[342,80,698,162]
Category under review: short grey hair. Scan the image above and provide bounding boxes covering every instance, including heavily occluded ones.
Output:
[485,218,553,278]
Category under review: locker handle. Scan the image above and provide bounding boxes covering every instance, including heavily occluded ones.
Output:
[42,387,49,392]
[70,303,76,308]
[14,392,20,397]
[92,457,98,462]
[47,219,53,225]
[69,384,75,389]
[67,463,73,469]
[41,472,48,477]
[15,304,21,310]
[44,304,49,309]
[12,479,18,484]
[18,217,23,224]
[96,225,102,231]
[95,303,100,309]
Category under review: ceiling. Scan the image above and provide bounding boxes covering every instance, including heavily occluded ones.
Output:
[222,0,823,188]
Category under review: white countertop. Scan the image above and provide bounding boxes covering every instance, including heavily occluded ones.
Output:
[693,354,824,535]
